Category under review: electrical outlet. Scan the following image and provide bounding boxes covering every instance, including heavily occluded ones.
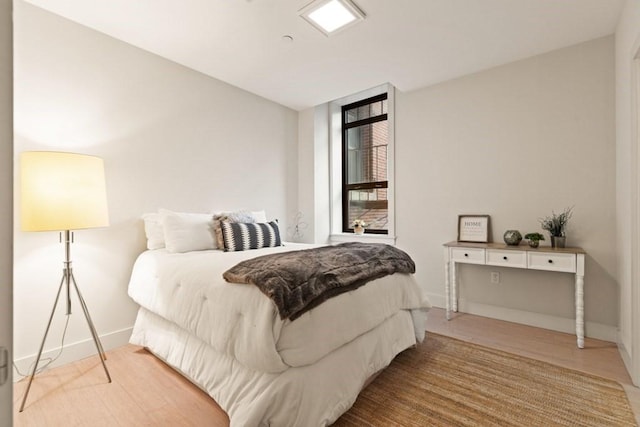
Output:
[491,272,500,284]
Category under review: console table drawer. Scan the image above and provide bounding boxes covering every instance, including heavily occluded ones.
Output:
[486,249,527,268]
[528,252,576,273]
[450,247,485,264]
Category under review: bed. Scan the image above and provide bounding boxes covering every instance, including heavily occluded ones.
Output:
[128,237,430,425]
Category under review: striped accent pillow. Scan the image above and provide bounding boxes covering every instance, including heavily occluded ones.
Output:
[221,221,282,252]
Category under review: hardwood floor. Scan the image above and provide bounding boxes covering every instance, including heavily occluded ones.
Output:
[13,307,640,426]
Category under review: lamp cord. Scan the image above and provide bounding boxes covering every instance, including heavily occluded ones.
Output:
[12,314,71,378]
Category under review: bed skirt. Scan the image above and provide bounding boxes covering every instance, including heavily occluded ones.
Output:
[130,307,422,426]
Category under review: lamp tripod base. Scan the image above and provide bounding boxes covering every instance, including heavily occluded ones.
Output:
[18,266,112,412]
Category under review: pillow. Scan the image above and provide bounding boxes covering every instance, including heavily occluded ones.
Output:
[213,210,256,249]
[251,210,267,223]
[160,209,216,253]
[142,213,165,250]
[221,221,282,252]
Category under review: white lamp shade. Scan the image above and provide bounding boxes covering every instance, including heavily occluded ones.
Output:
[21,151,109,232]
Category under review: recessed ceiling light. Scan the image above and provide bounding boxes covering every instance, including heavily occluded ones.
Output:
[299,0,365,36]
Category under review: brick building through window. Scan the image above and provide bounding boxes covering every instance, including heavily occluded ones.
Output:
[341,93,388,234]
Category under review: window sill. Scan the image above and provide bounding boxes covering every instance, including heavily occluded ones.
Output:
[330,233,397,245]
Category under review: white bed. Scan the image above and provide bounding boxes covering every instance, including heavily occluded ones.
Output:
[128,242,431,426]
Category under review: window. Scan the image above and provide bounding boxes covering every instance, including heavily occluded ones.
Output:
[341,93,388,234]
[328,83,395,244]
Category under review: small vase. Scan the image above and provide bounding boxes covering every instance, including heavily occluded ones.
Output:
[528,240,540,248]
[503,230,522,246]
[551,236,566,248]
[354,226,365,235]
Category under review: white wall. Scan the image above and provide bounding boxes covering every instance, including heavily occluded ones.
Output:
[298,36,617,339]
[615,0,640,385]
[0,0,12,422]
[297,105,330,244]
[395,36,617,339]
[13,2,298,373]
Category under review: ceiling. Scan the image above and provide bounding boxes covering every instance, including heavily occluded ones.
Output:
[23,0,625,111]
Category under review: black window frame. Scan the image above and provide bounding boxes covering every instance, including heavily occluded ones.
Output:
[341,93,389,235]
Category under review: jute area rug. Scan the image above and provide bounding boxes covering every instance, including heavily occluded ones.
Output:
[334,333,637,426]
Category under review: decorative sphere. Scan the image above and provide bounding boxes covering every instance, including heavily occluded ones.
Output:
[503,230,522,246]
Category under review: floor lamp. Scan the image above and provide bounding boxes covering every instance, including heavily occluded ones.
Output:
[18,151,112,412]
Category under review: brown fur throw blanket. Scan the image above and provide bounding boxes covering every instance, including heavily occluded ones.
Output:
[223,242,416,320]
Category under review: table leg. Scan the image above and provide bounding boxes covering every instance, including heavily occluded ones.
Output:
[576,273,585,348]
[451,261,458,312]
[445,260,451,320]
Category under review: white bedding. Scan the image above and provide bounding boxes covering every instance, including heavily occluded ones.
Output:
[128,243,431,373]
[130,306,418,426]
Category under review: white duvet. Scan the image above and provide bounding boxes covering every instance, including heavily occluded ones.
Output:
[130,306,419,426]
[127,243,431,373]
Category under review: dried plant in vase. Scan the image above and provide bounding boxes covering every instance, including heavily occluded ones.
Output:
[539,206,573,248]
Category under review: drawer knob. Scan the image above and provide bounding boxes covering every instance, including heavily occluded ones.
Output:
[548,259,553,264]
[464,253,469,257]
[503,256,508,260]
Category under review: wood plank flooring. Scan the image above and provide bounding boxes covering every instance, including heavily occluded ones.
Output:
[13,307,640,426]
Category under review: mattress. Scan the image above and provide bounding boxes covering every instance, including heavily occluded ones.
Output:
[128,243,431,373]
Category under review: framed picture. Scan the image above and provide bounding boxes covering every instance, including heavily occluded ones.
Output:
[457,215,490,243]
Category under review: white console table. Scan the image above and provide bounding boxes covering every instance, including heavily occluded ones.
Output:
[443,241,586,348]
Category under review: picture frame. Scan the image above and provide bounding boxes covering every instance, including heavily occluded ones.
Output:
[457,215,490,243]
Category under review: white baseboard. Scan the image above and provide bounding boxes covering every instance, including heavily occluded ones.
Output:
[426,293,446,309]
[618,333,634,383]
[426,293,618,343]
[13,327,132,382]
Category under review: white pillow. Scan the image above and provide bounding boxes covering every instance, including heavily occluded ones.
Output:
[142,213,165,250]
[251,210,267,223]
[160,209,216,253]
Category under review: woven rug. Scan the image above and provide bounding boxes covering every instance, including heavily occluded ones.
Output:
[334,333,637,426]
